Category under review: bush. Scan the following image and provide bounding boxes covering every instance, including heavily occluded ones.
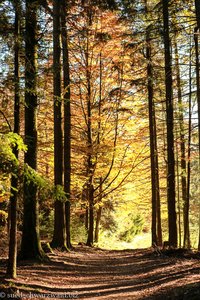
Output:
[39,210,54,238]
[118,213,144,243]
[71,214,87,244]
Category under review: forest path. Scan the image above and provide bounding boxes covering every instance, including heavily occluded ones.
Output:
[1,246,200,299]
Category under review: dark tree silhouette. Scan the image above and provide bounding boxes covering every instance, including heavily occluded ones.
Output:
[162,0,177,248]
[20,0,45,260]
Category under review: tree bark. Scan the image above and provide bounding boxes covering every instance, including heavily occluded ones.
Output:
[146,24,157,246]
[85,9,94,246]
[7,0,20,277]
[20,0,45,260]
[194,27,200,251]
[94,177,103,243]
[145,0,162,247]
[162,0,177,248]
[61,0,72,249]
[51,0,67,249]
[186,37,192,250]
[86,184,94,246]
[174,40,189,248]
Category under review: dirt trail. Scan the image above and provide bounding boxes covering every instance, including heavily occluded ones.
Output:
[1,246,200,299]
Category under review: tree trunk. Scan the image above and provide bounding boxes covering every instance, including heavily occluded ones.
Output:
[86,184,94,246]
[194,27,200,251]
[145,0,162,247]
[146,24,157,246]
[61,0,72,250]
[85,10,94,246]
[94,177,103,243]
[7,0,20,278]
[162,0,177,248]
[20,0,45,260]
[195,0,200,30]
[51,0,67,249]
[174,40,189,248]
[186,36,192,250]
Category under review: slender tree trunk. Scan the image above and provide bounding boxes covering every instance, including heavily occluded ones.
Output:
[20,0,45,260]
[162,0,177,247]
[155,140,162,246]
[195,0,200,251]
[87,183,94,246]
[186,37,192,250]
[7,0,20,278]
[61,0,72,250]
[146,24,157,246]
[194,27,200,251]
[85,207,89,232]
[85,10,94,246]
[145,0,162,246]
[174,40,189,248]
[175,138,182,248]
[94,177,103,243]
[51,0,67,249]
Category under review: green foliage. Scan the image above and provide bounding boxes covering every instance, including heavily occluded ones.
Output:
[24,164,52,197]
[0,133,26,174]
[71,214,87,243]
[5,132,27,152]
[118,213,144,243]
[24,164,49,189]
[0,209,8,227]
[53,185,67,202]
[39,211,54,238]
[0,180,10,199]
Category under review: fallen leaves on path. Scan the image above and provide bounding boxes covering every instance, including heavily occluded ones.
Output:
[1,246,200,299]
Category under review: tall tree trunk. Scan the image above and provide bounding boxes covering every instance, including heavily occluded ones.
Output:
[162,0,177,248]
[51,0,67,249]
[194,27,200,251]
[7,0,20,278]
[155,141,162,247]
[195,0,200,30]
[175,135,182,247]
[186,36,192,250]
[85,7,94,246]
[20,0,45,260]
[174,40,189,248]
[145,0,162,247]
[146,24,157,246]
[61,0,72,249]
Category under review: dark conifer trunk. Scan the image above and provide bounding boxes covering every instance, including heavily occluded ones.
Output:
[194,27,200,251]
[162,0,177,248]
[51,0,67,249]
[145,0,162,247]
[186,40,192,249]
[85,8,94,246]
[7,0,20,277]
[146,24,157,246]
[61,0,72,249]
[20,0,45,260]
[174,41,189,248]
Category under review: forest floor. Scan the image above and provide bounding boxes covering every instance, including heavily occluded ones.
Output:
[1,244,200,299]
